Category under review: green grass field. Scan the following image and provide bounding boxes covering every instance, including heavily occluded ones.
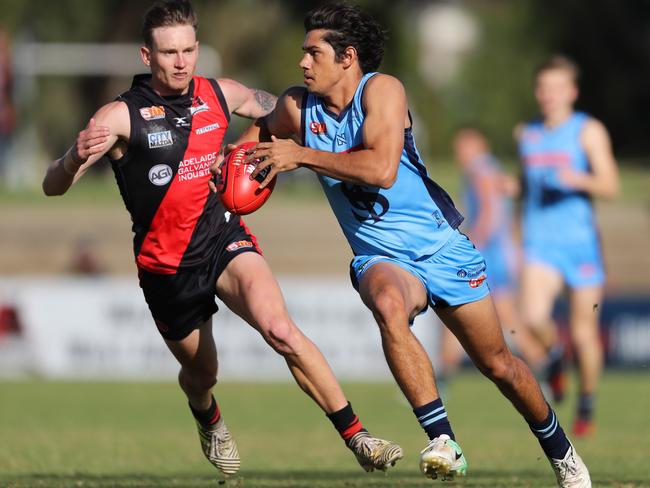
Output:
[0,373,648,487]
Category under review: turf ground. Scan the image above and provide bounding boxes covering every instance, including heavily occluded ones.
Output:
[0,373,648,487]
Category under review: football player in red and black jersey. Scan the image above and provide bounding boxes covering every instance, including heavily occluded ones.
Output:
[42,0,402,478]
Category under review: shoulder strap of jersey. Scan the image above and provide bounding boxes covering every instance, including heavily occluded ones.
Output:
[572,111,591,130]
[111,92,138,167]
[206,78,231,122]
[300,87,309,146]
[354,72,378,117]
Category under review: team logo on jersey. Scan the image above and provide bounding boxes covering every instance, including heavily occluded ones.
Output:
[525,152,571,168]
[190,96,209,115]
[310,121,327,134]
[148,164,173,186]
[147,130,173,149]
[226,240,254,252]
[174,117,190,127]
[357,256,384,275]
[469,274,487,288]
[457,263,486,279]
[336,133,347,146]
[341,184,389,223]
[139,105,165,121]
[177,152,217,182]
[433,210,444,228]
[195,123,220,135]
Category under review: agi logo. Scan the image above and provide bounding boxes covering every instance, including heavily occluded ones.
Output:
[148,164,173,186]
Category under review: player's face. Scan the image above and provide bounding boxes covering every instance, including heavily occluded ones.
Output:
[535,69,578,118]
[141,24,198,96]
[299,29,345,95]
[453,130,487,169]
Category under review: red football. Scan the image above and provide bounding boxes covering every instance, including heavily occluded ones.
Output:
[217,141,276,215]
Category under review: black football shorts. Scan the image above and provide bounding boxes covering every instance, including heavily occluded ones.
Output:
[138,217,262,341]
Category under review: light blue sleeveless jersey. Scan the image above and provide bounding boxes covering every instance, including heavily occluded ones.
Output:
[462,154,516,293]
[302,72,463,261]
[518,112,598,246]
[462,154,512,244]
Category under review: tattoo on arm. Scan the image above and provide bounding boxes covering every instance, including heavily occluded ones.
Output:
[253,90,278,115]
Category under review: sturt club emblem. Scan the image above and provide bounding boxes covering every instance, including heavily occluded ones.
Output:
[340,184,389,223]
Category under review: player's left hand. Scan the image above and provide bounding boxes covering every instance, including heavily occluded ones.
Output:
[558,168,588,191]
[208,144,236,193]
[247,136,304,189]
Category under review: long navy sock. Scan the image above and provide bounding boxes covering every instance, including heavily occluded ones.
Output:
[414,398,455,440]
[528,404,571,459]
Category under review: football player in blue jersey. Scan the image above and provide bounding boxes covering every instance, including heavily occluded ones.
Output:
[222,4,591,486]
[516,56,620,437]
[438,127,546,391]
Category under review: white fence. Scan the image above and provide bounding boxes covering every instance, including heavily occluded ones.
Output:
[0,276,441,380]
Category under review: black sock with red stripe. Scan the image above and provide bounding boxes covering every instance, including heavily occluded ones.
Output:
[189,395,221,428]
[327,402,365,444]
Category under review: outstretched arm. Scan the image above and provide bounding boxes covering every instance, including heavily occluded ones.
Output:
[250,74,407,189]
[217,78,277,119]
[42,101,128,196]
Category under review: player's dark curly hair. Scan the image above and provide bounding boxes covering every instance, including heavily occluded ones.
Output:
[304,3,386,73]
[142,0,198,47]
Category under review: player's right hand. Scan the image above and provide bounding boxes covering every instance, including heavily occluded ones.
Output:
[208,143,237,193]
[70,118,110,167]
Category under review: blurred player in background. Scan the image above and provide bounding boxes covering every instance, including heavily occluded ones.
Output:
[0,27,16,182]
[41,0,402,478]
[437,127,546,390]
[230,4,591,486]
[516,55,620,437]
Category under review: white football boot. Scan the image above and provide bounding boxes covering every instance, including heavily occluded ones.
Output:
[549,442,591,488]
[347,431,404,472]
[196,417,241,476]
[419,434,468,480]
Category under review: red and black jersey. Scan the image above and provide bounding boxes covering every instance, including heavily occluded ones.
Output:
[112,74,234,274]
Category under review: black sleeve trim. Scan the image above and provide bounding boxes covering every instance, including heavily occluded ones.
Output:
[110,96,135,168]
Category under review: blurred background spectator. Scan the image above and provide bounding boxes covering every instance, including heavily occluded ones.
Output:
[0,27,16,182]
